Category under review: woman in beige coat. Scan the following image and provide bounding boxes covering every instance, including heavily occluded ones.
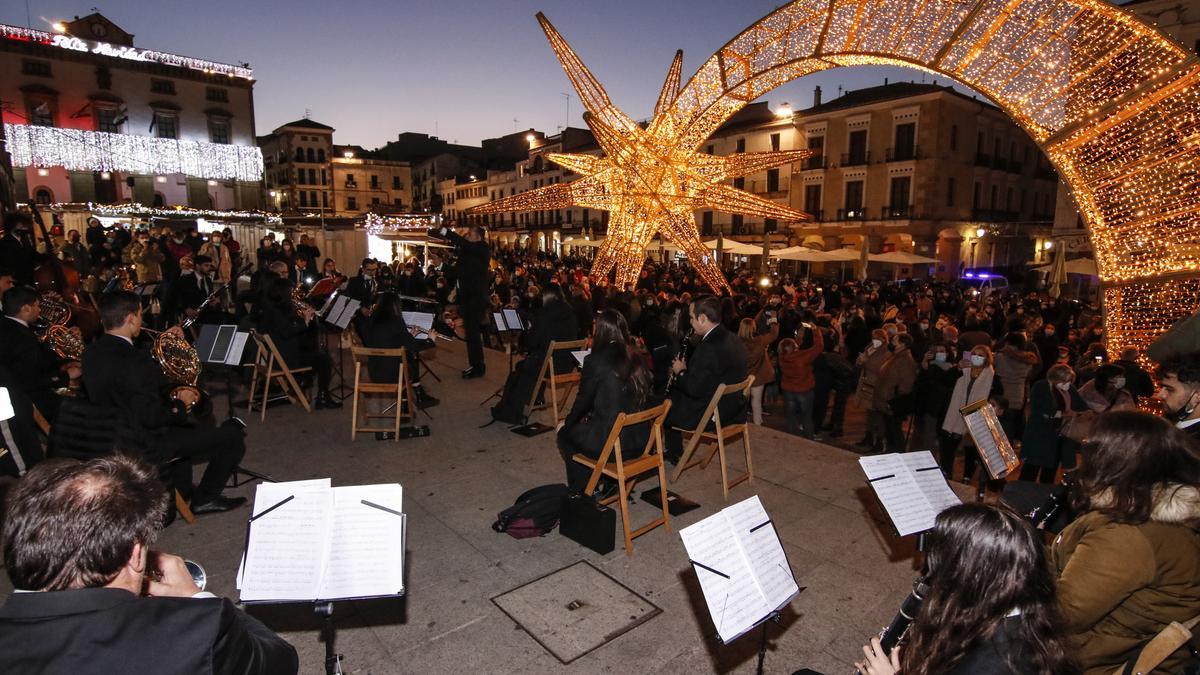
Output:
[739,313,779,425]
[854,328,890,451]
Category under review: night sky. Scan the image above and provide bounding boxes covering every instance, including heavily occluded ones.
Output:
[6,1,980,148]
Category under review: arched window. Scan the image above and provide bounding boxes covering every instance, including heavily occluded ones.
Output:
[317,149,326,162]
[295,148,305,162]
[33,187,53,204]
[306,148,316,163]
[153,192,166,207]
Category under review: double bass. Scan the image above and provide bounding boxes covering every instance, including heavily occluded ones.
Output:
[28,204,102,338]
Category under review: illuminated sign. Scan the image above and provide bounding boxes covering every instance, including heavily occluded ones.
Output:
[0,23,253,80]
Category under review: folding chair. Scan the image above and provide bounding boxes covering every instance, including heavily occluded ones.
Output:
[670,375,756,500]
[527,338,587,424]
[246,332,313,421]
[349,346,414,441]
[573,400,673,555]
[1112,614,1199,675]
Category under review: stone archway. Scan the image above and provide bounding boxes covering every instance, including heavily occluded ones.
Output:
[653,0,1200,354]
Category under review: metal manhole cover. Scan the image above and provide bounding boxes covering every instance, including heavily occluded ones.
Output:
[491,561,661,664]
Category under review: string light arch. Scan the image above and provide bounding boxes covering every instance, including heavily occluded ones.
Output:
[471,4,1200,356]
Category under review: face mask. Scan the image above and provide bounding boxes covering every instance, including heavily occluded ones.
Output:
[934,352,947,363]
[871,339,883,349]
[1112,377,1126,389]
[970,354,987,367]
[1045,329,1055,336]
[919,323,929,331]
[1165,390,1198,422]
[886,327,897,336]
[1056,381,1071,391]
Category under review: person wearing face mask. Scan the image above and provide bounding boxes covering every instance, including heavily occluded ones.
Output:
[912,342,961,455]
[874,333,919,452]
[1155,351,1200,442]
[125,230,164,285]
[939,346,994,478]
[1021,364,1088,483]
[343,258,381,307]
[1034,322,1060,380]
[855,329,891,452]
[1078,364,1136,414]
[198,231,232,286]
[0,212,37,285]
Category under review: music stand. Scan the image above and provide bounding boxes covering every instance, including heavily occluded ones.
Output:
[480,311,524,407]
[319,292,360,401]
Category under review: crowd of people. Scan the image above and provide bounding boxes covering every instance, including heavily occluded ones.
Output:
[0,211,1198,674]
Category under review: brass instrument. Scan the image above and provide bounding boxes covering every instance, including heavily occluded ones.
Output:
[37,290,72,330]
[45,324,85,361]
[142,328,203,411]
[291,284,312,318]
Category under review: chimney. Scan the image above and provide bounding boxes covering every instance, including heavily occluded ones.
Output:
[813,86,822,107]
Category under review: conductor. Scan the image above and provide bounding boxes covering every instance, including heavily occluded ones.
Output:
[432,224,490,379]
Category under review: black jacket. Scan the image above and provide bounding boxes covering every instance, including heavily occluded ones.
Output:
[253,302,311,367]
[560,342,651,457]
[943,615,1043,675]
[174,271,216,311]
[669,324,749,427]
[342,274,379,306]
[362,315,432,383]
[0,587,297,675]
[444,230,490,300]
[0,316,69,399]
[0,232,36,284]
[81,334,189,454]
[521,298,579,374]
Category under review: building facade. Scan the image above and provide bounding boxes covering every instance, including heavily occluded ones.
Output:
[0,13,262,209]
[258,118,333,214]
[789,82,1060,277]
[329,145,411,217]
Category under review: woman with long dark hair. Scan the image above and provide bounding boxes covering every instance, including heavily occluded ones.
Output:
[362,291,438,418]
[252,276,340,409]
[1053,411,1200,674]
[557,309,654,494]
[856,503,1077,675]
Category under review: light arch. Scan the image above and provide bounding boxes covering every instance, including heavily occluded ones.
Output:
[654,0,1200,353]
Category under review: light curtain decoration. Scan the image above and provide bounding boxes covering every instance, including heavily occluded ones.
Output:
[364,213,441,236]
[5,123,264,182]
[475,4,1200,355]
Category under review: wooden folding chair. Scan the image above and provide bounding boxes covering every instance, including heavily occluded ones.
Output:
[670,375,756,500]
[573,400,673,555]
[349,346,414,441]
[527,338,587,424]
[1111,614,1199,675]
[246,332,313,421]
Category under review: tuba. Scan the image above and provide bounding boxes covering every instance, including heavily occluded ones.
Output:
[144,329,204,411]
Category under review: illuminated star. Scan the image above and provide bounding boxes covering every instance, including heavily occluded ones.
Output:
[469,13,812,292]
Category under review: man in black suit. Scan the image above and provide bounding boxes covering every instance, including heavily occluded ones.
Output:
[82,291,246,513]
[172,254,222,325]
[0,286,78,423]
[1156,351,1200,443]
[436,225,490,378]
[253,277,342,409]
[665,295,749,464]
[490,284,579,425]
[0,212,36,285]
[342,258,381,307]
[0,455,298,673]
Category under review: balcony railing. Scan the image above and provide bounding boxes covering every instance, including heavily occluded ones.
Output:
[804,209,824,221]
[970,208,1020,222]
[974,153,992,167]
[803,155,827,170]
[841,150,870,166]
[992,155,1008,170]
[1005,159,1024,174]
[837,207,869,221]
[885,146,920,162]
[882,204,911,219]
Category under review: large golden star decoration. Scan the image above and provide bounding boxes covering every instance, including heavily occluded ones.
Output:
[467,13,812,292]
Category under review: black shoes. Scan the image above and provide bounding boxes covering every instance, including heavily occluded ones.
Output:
[375,431,396,441]
[462,366,486,379]
[415,387,440,408]
[315,392,343,409]
[191,495,247,514]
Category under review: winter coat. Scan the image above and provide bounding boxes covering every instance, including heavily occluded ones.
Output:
[872,349,918,413]
[941,366,994,436]
[854,344,889,410]
[199,241,233,283]
[992,347,1038,409]
[741,323,779,387]
[779,329,823,393]
[124,240,165,284]
[1021,379,1088,469]
[1053,485,1200,675]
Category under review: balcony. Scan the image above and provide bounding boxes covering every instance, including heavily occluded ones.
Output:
[840,150,870,166]
[882,204,912,219]
[885,146,920,162]
[804,209,824,221]
[992,155,1008,170]
[1006,159,1024,174]
[974,153,992,167]
[803,155,827,170]
[837,207,869,221]
[970,208,1020,222]
[1036,166,1057,180]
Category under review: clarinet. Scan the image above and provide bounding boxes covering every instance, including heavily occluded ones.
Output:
[1028,473,1074,530]
[878,576,930,654]
[665,328,694,393]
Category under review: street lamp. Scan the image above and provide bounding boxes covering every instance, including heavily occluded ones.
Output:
[774,102,793,118]
[51,22,66,33]
[975,227,986,238]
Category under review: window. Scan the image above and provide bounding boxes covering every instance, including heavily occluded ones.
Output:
[323,192,329,208]
[153,112,177,139]
[393,176,402,189]
[208,117,230,144]
[153,192,166,208]
[95,106,122,133]
[706,144,715,155]
[731,214,744,233]
[844,180,864,210]
[150,79,176,95]
[764,218,777,233]
[394,198,403,207]
[735,138,746,153]
[321,170,327,185]
[370,175,380,189]
[806,135,825,168]
[990,184,998,209]
[33,187,53,204]
[847,130,868,164]
[733,177,745,190]
[803,184,822,214]
[306,148,316,163]
[295,148,305,162]
[893,123,915,160]
[702,211,714,235]
[22,59,52,77]
[973,182,982,208]
[888,176,911,210]
[372,197,381,206]
[308,169,317,185]
[346,196,358,210]
[770,133,781,151]
[300,191,309,207]
[28,98,55,127]
[206,87,229,102]
[950,125,958,151]
[766,168,780,193]
[977,131,985,153]
[1006,187,1014,211]
[947,177,956,206]
[316,149,325,162]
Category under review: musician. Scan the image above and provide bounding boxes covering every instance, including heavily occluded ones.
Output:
[1052,412,1200,674]
[854,503,1076,675]
[490,283,578,425]
[663,295,749,464]
[394,260,427,298]
[173,255,222,325]
[82,291,247,514]
[289,255,315,291]
[435,225,490,379]
[557,310,652,495]
[343,258,381,307]
[362,291,439,413]
[0,265,14,306]
[321,257,343,282]
[0,211,36,285]
[0,286,78,423]
[0,455,299,673]
[1156,351,1200,442]
[253,277,342,409]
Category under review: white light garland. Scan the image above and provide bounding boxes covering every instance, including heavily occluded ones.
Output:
[5,123,264,181]
[49,202,282,224]
[364,212,440,236]
[0,23,253,79]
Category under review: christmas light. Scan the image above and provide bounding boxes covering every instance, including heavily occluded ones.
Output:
[51,202,282,224]
[472,4,1199,353]
[364,213,440,236]
[5,123,264,181]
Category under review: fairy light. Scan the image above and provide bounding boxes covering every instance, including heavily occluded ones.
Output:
[5,123,264,181]
[473,5,1199,353]
[364,213,439,236]
[57,202,282,224]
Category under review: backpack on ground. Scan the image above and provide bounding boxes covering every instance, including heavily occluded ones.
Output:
[492,484,570,539]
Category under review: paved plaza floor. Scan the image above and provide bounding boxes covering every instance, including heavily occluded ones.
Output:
[1,341,974,674]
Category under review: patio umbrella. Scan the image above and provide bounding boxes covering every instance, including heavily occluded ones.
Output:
[868,251,938,265]
[704,238,760,255]
[857,241,870,281]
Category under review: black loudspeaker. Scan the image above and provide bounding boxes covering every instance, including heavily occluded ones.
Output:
[559,493,615,555]
[125,176,136,187]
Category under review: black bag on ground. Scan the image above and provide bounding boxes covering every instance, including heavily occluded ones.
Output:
[559,492,616,555]
[492,484,570,539]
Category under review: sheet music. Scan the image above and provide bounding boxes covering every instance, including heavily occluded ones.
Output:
[502,309,522,330]
[332,298,361,329]
[492,312,506,332]
[572,349,591,367]
[226,332,249,365]
[961,404,1019,479]
[402,312,434,332]
[239,479,333,601]
[318,484,405,600]
[679,497,799,643]
[859,452,960,536]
